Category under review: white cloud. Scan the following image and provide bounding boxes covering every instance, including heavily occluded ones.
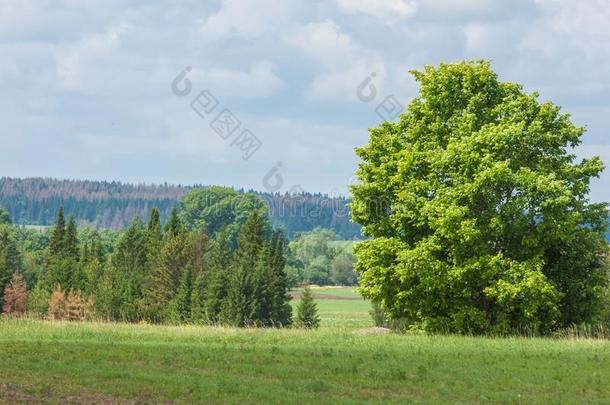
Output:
[335,0,417,22]
[306,61,387,103]
[196,61,284,99]
[287,21,355,68]
[199,0,296,41]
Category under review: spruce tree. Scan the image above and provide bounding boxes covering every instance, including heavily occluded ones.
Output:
[145,224,190,322]
[222,212,265,326]
[295,286,320,329]
[0,225,22,306]
[112,218,148,320]
[48,207,66,256]
[199,230,231,324]
[64,215,79,261]
[165,206,183,237]
[268,230,293,327]
[44,207,76,292]
[146,208,163,259]
[168,265,194,324]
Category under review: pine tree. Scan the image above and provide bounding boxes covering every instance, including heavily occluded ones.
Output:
[268,230,293,327]
[2,273,28,316]
[168,265,194,324]
[44,208,77,292]
[222,212,266,326]
[295,286,320,329]
[48,207,66,256]
[165,206,183,237]
[253,244,272,325]
[0,225,22,306]
[145,226,190,322]
[146,208,163,259]
[113,218,148,321]
[64,215,79,261]
[94,262,117,321]
[199,231,231,324]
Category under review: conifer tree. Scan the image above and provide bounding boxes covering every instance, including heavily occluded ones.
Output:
[168,265,194,323]
[222,212,265,326]
[268,230,293,326]
[198,230,231,324]
[253,244,272,325]
[295,286,320,329]
[2,273,27,316]
[44,208,77,291]
[112,218,148,320]
[165,206,183,237]
[145,222,190,322]
[0,225,22,306]
[48,207,66,256]
[94,262,117,321]
[146,208,163,259]
[64,215,79,261]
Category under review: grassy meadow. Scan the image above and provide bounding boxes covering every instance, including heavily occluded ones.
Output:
[1,288,609,404]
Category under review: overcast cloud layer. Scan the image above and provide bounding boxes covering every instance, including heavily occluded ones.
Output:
[1,0,609,200]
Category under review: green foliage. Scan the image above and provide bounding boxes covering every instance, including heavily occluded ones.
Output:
[25,283,51,316]
[111,218,148,321]
[330,251,358,286]
[0,225,22,306]
[167,265,194,324]
[351,60,609,335]
[222,211,266,326]
[5,202,293,328]
[295,286,320,329]
[180,186,268,245]
[287,228,357,286]
[0,208,12,225]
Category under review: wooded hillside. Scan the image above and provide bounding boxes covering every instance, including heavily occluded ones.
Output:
[0,178,361,239]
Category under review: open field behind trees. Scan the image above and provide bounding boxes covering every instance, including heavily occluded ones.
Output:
[290,287,372,328]
[1,315,610,404]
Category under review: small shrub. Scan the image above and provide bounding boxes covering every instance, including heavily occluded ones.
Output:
[370,302,387,327]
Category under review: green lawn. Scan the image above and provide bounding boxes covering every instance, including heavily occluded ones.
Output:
[1,290,609,404]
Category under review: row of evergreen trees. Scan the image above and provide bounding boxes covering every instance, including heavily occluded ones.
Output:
[27,206,294,327]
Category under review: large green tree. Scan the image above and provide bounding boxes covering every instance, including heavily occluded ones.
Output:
[180,186,267,245]
[351,61,609,335]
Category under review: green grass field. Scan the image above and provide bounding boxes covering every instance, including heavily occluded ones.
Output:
[1,288,609,404]
[291,287,372,328]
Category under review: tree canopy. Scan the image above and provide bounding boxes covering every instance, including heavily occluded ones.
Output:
[351,60,609,335]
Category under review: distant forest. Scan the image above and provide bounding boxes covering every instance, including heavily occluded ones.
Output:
[0,177,362,240]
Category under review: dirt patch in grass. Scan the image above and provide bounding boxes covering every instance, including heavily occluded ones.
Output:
[0,383,142,404]
[289,291,362,301]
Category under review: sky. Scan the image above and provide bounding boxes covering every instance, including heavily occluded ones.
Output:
[1,0,609,200]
